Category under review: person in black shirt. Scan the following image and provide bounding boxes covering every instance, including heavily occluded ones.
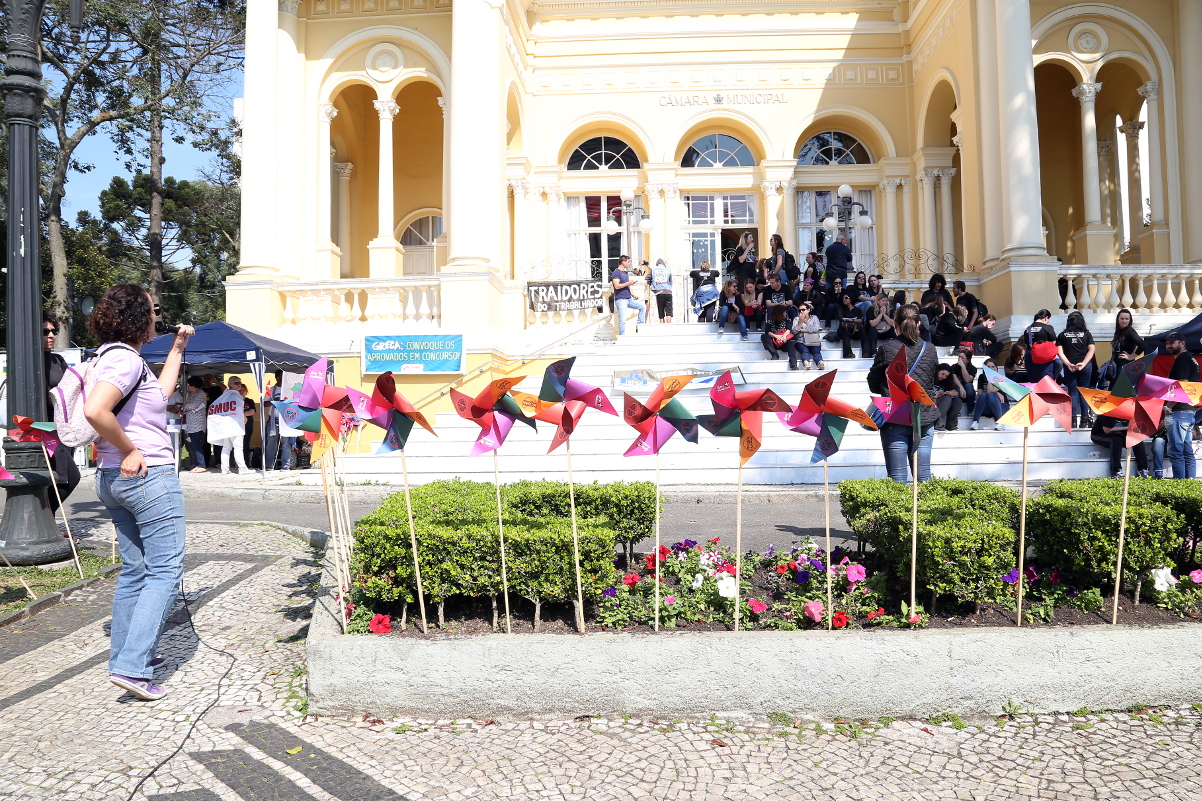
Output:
[950,280,979,329]
[1055,311,1096,429]
[761,273,794,322]
[969,314,1004,359]
[728,232,757,286]
[1163,331,1200,478]
[1111,308,1144,368]
[824,234,852,287]
[920,274,954,309]
[41,313,80,512]
[1005,342,1028,384]
[933,363,966,431]
[836,292,863,358]
[1091,415,1150,478]
[1023,309,1057,383]
[690,260,721,322]
[821,276,845,329]
[928,296,963,347]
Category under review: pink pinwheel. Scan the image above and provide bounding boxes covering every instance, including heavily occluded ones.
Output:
[9,416,59,457]
[622,374,698,456]
[371,372,437,454]
[779,371,878,464]
[509,357,616,453]
[697,371,785,464]
[450,376,535,456]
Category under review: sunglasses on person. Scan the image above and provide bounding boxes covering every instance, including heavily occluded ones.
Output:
[43,326,58,335]
[152,304,162,317]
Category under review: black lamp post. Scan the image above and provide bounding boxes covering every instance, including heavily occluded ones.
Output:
[821,183,873,244]
[0,0,79,564]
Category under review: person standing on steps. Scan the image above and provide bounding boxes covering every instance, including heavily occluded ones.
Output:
[1111,308,1144,370]
[1056,311,1096,430]
[1023,309,1058,383]
[690,260,720,322]
[82,284,195,701]
[1163,331,1200,479]
[823,233,852,289]
[867,305,939,484]
[611,255,646,336]
[728,232,757,286]
[649,258,675,324]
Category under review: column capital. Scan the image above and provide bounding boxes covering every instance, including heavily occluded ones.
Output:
[540,187,564,204]
[936,168,958,183]
[643,183,664,199]
[951,133,963,151]
[879,177,902,193]
[437,97,446,117]
[897,177,910,190]
[334,162,354,178]
[507,178,530,200]
[661,184,679,199]
[278,0,302,14]
[918,169,939,186]
[1071,82,1103,104]
[759,180,786,198]
[373,99,400,120]
[1097,140,1113,158]
[1119,120,1146,140]
[318,103,338,123]
[1138,81,1160,101]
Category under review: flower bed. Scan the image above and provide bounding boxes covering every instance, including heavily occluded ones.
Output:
[347,479,1202,636]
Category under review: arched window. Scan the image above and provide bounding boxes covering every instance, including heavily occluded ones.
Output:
[566,136,641,170]
[400,215,443,247]
[680,134,755,168]
[796,132,872,165]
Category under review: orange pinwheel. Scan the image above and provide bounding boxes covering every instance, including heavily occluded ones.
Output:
[697,371,785,464]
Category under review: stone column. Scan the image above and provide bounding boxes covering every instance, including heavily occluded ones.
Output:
[446,0,505,273]
[1072,83,1104,226]
[880,178,900,274]
[994,0,1048,260]
[1120,120,1144,253]
[938,168,957,268]
[1137,81,1167,262]
[1097,140,1113,228]
[645,184,666,263]
[545,187,565,268]
[783,181,799,257]
[760,181,784,258]
[1180,0,1202,262]
[275,1,303,279]
[663,184,682,276]
[367,100,403,278]
[974,0,1003,267]
[335,162,353,277]
[316,104,339,278]
[899,178,913,278]
[919,170,939,264]
[235,0,279,274]
[508,179,530,280]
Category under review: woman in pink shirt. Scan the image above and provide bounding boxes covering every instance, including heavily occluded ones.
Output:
[83,285,194,701]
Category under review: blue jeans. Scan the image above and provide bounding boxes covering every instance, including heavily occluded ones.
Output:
[880,422,934,484]
[187,431,206,469]
[264,429,294,469]
[615,297,646,335]
[1150,436,1166,475]
[1165,408,1197,479]
[796,343,823,363]
[973,392,1009,423]
[718,308,748,337]
[1062,364,1094,418]
[97,466,187,680]
[1026,358,1054,383]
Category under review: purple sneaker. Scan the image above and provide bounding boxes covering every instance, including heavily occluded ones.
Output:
[109,673,167,701]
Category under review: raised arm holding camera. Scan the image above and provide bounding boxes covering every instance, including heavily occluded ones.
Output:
[82,285,194,702]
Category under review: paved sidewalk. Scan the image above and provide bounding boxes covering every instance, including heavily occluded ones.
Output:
[0,519,1200,799]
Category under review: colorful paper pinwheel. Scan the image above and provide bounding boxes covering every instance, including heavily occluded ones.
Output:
[509,357,617,452]
[9,416,59,457]
[450,376,536,456]
[622,374,699,456]
[779,371,878,463]
[1071,351,1181,448]
[696,371,786,464]
[1132,372,1202,406]
[993,374,1073,433]
[869,347,936,430]
[372,372,437,454]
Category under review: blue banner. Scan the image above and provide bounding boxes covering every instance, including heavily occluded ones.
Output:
[363,334,465,375]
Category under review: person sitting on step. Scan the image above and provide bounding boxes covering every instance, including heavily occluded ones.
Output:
[1091,414,1150,478]
[761,305,799,367]
[791,302,824,370]
[933,362,966,431]
[739,278,765,333]
[970,358,1010,430]
[716,278,748,340]
[836,291,863,359]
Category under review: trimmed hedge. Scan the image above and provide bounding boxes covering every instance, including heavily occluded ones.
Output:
[352,479,659,621]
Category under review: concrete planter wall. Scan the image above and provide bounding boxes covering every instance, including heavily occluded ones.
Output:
[308,581,1202,719]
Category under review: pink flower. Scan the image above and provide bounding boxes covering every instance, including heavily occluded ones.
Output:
[665,596,677,605]
[908,614,921,624]
[1190,569,1202,584]
[804,601,825,623]
[747,598,767,614]
[845,564,867,584]
[368,614,391,634]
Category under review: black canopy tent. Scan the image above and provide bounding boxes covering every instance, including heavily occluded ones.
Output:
[141,321,324,475]
[1142,310,1202,355]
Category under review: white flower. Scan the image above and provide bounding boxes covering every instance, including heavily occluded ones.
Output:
[717,575,738,598]
[1151,567,1178,593]
[691,573,705,590]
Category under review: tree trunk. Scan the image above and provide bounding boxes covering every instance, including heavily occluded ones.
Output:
[147,58,164,307]
[1134,574,1143,607]
[491,595,498,632]
[400,601,407,629]
[46,193,73,347]
[532,598,541,632]
[437,600,445,628]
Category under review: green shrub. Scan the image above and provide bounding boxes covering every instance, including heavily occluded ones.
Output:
[503,479,659,551]
[1028,494,1183,599]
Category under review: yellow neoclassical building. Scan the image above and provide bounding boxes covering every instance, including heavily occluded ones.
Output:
[226,0,1202,406]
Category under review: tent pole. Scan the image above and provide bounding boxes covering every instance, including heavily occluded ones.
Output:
[259,357,268,478]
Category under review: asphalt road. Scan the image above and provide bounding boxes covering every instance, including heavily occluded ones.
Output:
[57,486,854,558]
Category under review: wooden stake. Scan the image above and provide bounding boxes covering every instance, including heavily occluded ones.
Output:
[734,460,743,632]
[1111,446,1133,625]
[565,439,586,633]
[41,444,83,579]
[824,458,833,631]
[654,451,661,633]
[910,444,919,618]
[400,449,429,634]
[493,450,512,635]
[1016,427,1030,627]
[319,453,349,633]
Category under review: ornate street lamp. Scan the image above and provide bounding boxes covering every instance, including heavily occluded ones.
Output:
[0,0,80,564]
[821,183,873,244]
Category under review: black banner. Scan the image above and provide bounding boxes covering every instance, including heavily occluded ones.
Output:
[526,280,605,313]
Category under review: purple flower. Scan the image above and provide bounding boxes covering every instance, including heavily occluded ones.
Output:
[808,557,823,570]
[1066,585,1079,599]
[831,547,844,563]
[1049,569,1062,585]
[672,539,698,554]
[764,544,777,559]
[1024,566,1039,583]
[602,587,617,598]
[1002,569,1020,584]
[796,571,811,583]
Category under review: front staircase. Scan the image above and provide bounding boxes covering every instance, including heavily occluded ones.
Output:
[333,323,1118,485]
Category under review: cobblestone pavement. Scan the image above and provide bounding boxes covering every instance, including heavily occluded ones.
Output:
[1,523,1201,800]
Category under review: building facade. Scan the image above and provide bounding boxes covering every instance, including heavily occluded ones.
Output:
[226,0,1202,403]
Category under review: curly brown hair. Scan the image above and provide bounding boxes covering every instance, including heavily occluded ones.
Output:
[88,284,152,345]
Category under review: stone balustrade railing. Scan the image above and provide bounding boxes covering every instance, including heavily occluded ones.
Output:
[279,278,442,326]
[1060,266,1202,315]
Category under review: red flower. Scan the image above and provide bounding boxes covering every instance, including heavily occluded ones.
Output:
[775,564,788,574]
[345,603,355,616]
[721,563,737,575]
[708,537,721,545]
[788,561,798,571]
[658,545,671,559]
[832,611,849,628]
[645,554,657,570]
[866,607,885,621]
[623,573,640,586]
[368,614,391,634]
